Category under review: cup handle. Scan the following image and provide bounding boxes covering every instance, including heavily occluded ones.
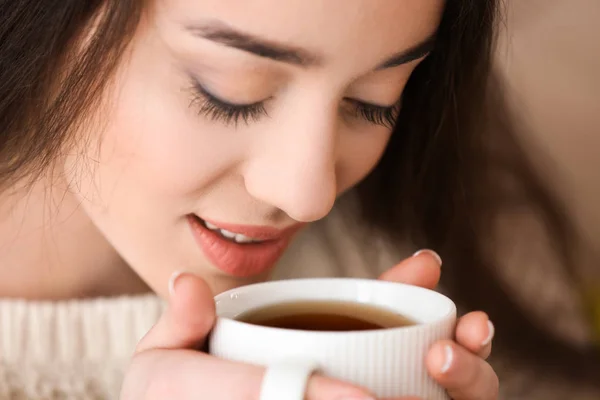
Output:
[260,359,320,400]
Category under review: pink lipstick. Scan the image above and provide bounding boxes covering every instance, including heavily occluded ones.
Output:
[187,215,303,277]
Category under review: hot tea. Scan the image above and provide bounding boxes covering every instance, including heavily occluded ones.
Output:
[236,300,416,331]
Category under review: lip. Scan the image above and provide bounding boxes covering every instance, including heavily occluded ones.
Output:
[187,215,304,277]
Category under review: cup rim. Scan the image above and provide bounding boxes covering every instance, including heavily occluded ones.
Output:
[213,277,457,336]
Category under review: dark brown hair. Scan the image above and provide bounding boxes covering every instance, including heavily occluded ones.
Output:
[1,0,598,387]
[358,0,600,385]
[0,0,142,188]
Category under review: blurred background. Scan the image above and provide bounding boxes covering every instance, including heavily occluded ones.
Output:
[497,0,600,247]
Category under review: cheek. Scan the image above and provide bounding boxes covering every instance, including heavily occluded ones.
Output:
[336,132,391,194]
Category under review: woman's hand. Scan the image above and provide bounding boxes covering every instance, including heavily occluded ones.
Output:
[379,250,500,400]
[121,250,498,400]
[120,273,402,400]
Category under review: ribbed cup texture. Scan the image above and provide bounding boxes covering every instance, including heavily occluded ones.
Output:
[211,306,455,399]
[211,278,456,399]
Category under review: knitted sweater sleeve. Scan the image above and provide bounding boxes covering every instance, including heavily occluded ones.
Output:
[0,295,164,400]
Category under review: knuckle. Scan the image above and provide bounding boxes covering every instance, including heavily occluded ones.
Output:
[463,359,483,390]
[488,372,500,400]
[120,354,154,400]
[454,356,494,399]
[474,362,499,400]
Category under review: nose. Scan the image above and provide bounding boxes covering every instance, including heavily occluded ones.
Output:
[244,108,338,223]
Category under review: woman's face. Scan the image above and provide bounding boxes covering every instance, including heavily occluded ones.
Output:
[64,0,443,296]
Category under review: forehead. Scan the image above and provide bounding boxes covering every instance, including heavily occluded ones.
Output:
[153,0,444,71]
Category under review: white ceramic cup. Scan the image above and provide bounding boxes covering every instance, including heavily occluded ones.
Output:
[209,278,456,399]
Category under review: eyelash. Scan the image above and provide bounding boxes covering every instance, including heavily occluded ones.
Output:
[188,80,400,129]
[189,82,268,126]
[348,100,400,129]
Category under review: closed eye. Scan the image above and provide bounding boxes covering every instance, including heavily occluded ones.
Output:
[189,81,269,126]
[345,99,400,129]
[188,79,400,129]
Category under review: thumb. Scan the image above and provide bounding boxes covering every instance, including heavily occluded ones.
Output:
[136,272,215,353]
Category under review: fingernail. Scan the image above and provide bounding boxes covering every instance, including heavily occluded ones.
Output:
[168,270,187,296]
[413,249,443,266]
[440,344,454,374]
[481,320,495,347]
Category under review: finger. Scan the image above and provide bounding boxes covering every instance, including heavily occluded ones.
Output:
[305,374,377,400]
[136,349,377,400]
[427,341,499,400]
[455,312,495,359]
[380,398,421,400]
[380,397,421,400]
[378,249,442,290]
[135,271,215,353]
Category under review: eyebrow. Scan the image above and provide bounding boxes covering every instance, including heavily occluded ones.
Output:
[375,35,435,70]
[185,20,435,70]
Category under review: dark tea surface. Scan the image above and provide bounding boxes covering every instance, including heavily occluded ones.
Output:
[236,300,415,331]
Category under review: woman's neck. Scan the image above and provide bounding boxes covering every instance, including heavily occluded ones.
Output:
[0,175,150,300]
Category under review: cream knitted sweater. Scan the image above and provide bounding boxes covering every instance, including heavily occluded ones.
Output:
[0,205,598,399]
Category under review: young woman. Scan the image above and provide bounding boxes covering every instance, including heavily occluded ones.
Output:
[0,0,596,399]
